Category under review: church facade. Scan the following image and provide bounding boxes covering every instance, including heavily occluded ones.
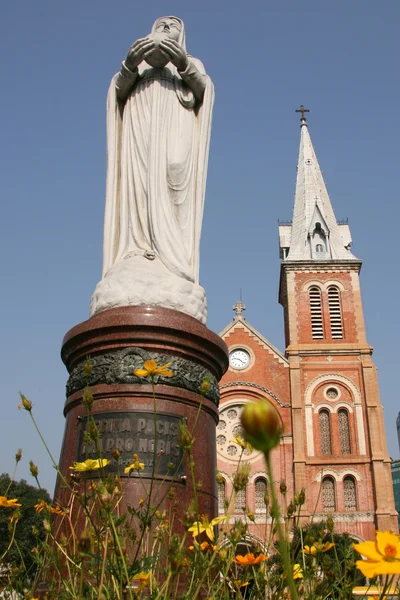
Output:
[216,111,397,544]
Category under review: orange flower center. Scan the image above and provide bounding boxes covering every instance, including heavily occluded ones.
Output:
[384,543,397,559]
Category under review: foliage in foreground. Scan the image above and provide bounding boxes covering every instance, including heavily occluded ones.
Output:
[0,362,399,599]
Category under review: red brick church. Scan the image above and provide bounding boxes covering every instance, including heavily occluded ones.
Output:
[216,109,397,543]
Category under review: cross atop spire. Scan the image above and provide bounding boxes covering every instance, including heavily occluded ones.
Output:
[295,104,310,126]
[233,300,246,321]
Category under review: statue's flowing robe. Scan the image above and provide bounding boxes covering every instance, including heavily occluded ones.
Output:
[103,59,214,283]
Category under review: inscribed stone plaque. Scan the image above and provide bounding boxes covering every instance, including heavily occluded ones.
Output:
[77,411,184,478]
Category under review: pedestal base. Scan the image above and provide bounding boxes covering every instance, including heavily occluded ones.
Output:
[56,306,228,527]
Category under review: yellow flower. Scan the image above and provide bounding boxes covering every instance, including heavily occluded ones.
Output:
[230,435,253,453]
[315,541,335,552]
[34,499,48,513]
[187,515,226,541]
[134,359,174,378]
[303,544,317,555]
[50,504,66,515]
[233,552,268,565]
[124,454,145,474]
[0,496,21,508]
[293,563,303,579]
[69,458,110,472]
[131,571,151,591]
[189,540,219,552]
[354,530,400,578]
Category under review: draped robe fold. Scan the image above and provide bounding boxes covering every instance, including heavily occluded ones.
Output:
[103,60,214,284]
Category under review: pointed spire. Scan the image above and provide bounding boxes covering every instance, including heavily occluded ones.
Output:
[284,107,356,261]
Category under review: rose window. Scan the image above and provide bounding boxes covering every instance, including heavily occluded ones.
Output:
[217,403,261,461]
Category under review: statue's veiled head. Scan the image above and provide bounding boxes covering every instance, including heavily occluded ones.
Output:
[151,16,186,51]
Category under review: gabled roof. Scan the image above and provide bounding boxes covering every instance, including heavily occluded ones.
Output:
[219,315,289,367]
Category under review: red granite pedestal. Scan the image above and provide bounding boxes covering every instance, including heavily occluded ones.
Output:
[55,306,228,527]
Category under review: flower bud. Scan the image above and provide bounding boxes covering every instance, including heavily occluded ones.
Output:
[84,357,92,377]
[298,488,306,506]
[112,449,120,461]
[179,420,194,451]
[280,480,287,495]
[287,501,295,517]
[233,463,250,492]
[326,514,334,533]
[78,529,91,553]
[43,519,51,533]
[240,400,283,454]
[15,449,22,463]
[216,470,224,485]
[29,460,39,478]
[18,393,32,412]
[200,376,211,394]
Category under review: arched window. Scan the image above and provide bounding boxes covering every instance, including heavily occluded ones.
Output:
[338,409,351,454]
[316,244,324,253]
[309,287,324,339]
[343,476,357,511]
[255,478,267,514]
[234,488,246,513]
[322,477,336,512]
[319,409,332,455]
[328,286,343,339]
[218,480,226,514]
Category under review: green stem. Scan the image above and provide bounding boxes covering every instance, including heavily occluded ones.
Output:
[132,378,158,565]
[265,451,299,600]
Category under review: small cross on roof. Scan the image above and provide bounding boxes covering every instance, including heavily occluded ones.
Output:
[233,300,246,320]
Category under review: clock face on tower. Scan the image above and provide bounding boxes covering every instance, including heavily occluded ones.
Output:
[229,349,250,370]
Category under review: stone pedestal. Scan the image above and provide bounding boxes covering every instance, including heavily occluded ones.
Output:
[56,306,228,526]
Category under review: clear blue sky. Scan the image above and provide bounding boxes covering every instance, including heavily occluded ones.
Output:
[1,1,399,494]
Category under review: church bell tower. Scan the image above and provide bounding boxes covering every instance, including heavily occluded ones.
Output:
[278,107,397,535]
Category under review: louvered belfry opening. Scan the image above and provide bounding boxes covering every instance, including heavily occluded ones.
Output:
[328,286,343,339]
[309,286,324,339]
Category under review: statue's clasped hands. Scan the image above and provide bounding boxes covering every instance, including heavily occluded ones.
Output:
[125,36,188,72]
[159,38,188,71]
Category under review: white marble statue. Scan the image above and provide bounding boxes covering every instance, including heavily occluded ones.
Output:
[90,17,214,323]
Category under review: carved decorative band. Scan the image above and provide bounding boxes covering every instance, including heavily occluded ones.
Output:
[66,347,219,405]
[219,381,290,408]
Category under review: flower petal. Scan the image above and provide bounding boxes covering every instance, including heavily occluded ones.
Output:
[134,369,149,377]
[143,360,157,372]
[353,541,383,562]
[376,530,400,559]
[157,369,174,377]
[356,558,400,578]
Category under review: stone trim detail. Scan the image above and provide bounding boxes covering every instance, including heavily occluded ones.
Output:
[66,347,219,405]
[315,468,361,482]
[313,512,374,523]
[219,381,290,407]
